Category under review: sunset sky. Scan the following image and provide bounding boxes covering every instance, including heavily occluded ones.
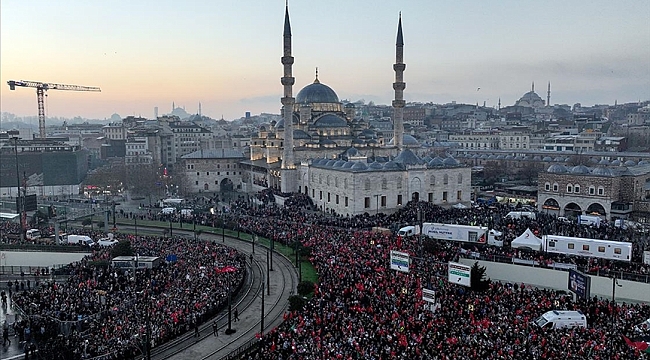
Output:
[1,0,648,121]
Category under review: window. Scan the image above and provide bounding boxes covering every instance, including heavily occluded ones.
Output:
[428,193,433,202]
[312,189,315,197]
[397,179,402,189]
[589,186,595,195]
[365,179,371,190]
[567,185,573,193]
[319,191,322,200]
[549,241,556,247]
[381,196,386,207]
[458,174,463,184]
[336,195,339,204]
[614,248,621,254]
[574,185,580,193]
[442,191,448,202]
[582,245,589,251]
[335,177,339,187]
[382,178,388,190]
[553,183,559,192]
[327,193,331,202]
[397,195,403,205]
[598,246,605,253]
[443,174,449,185]
[597,187,604,195]
[545,182,550,191]
[319,175,322,184]
[345,197,349,207]
[207,172,210,176]
[195,181,198,185]
[344,179,348,189]
[457,190,462,201]
[430,175,436,186]
[568,243,574,250]
[197,172,200,176]
[364,197,371,208]
[215,181,218,184]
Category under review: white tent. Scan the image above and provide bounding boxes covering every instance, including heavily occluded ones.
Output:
[511,228,543,251]
[452,203,468,209]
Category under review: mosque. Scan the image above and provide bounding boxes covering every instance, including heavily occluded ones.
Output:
[243,6,471,215]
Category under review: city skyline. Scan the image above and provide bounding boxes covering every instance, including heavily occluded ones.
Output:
[1,0,648,121]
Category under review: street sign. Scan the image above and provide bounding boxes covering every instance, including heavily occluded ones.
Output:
[448,262,471,287]
[568,269,591,300]
[390,250,410,273]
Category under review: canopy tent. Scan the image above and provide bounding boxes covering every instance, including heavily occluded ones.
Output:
[511,228,543,251]
[452,203,468,209]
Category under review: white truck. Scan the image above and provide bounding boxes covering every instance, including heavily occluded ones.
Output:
[533,310,587,329]
[397,225,420,237]
[421,223,503,247]
[26,229,41,240]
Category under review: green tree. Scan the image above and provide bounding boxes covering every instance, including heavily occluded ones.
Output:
[297,281,314,297]
[470,262,491,292]
[111,240,134,258]
[288,295,307,311]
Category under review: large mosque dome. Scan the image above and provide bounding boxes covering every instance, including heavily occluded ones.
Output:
[296,78,340,104]
[514,83,545,108]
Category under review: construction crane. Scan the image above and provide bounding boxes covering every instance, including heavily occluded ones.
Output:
[7,80,101,139]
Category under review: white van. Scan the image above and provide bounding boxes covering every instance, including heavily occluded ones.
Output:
[533,310,587,329]
[506,211,537,220]
[160,207,176,215]
[66,235,96,247]
[397,225,420,237]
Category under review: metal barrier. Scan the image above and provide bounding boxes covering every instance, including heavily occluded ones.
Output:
[462,253,650,284]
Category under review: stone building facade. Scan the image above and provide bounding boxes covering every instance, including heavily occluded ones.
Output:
[181,149,245,193]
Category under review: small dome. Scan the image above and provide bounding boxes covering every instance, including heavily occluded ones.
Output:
[313,158,326,166]
[274,114,299,129]
[388,135,420,146]
[488,155,497,160]
[333,160,346,167]
[611,159,621,166]
[343,161,355,169]
[383,161,401,170]
[394,149,424,165]
[547,164,567,173]
[533,156,542,161]
[571,165,591,174]
[505,155,515,160]
[351,162,368,171]
[554,157,564,162]
[565,158,572,162]
[624,160,637,166]
[429,158,444,167]
[598,159,610,165]
[443,157,459,166]
[313,114,348,128]
[422,155,433,162]
[296,80,340,104]
[542,156,553,162]
[480,154,489,159]
[496,155,505,160]
[369,161,384,170]
[639,160,649,165]
[325,160,337,167]
[591,166,613,176]
[293,129,311,139]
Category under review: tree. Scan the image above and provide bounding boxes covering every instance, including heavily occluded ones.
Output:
[470,262,490,292]
[111,240,134,258]
[126,163,161,198]
[82,217,93,228]
[84,162,126,197]
[288,295,307,311]
[297,281,314,297]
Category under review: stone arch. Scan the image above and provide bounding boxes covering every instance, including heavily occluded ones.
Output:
[542,198,560,216]
[220,178,234,192]
[586,203,607,216]
[564,202,582,218]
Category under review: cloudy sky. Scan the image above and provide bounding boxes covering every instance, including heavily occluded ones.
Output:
[1,0,648,121]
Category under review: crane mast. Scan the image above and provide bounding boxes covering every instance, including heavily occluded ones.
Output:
[7,80,101,139]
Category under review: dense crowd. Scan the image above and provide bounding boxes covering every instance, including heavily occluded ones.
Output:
[6,231,246,359]
[3,193,650,359]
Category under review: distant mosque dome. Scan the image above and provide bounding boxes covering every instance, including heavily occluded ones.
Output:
[296,77,340,104]
[514,83,545,108]
[388,134,420,147]
[547,164,567,173]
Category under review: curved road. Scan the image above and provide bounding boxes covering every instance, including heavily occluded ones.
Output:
[116,225,298,360]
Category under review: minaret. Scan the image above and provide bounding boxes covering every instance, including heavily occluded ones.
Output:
[280,3,296,192]
[531,82,535,93]
[392,12,406,151]
[547,82,551,107]
[498,97,501,111]
[199,102,202,116]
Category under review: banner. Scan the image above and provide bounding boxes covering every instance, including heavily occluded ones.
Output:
[448,262,471,287]
[422,288,436,303]
[644,251,650,265]
[568,269,591,300]
[390,250,410,273]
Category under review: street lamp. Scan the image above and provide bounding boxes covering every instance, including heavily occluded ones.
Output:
[612,274,622,320]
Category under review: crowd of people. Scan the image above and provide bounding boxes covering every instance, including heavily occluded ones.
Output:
[5,231,246,359]
[3,193,650,359]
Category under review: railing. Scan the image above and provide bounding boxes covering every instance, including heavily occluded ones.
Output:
[0,263,71,276]
[460,252,650,283]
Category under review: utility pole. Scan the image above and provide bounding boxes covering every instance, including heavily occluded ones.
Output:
[270,238,274,271]
[266,249,271,296]
[14,138,25,241]
[261,281,265,336]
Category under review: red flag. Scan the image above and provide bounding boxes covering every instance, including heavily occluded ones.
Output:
[397,235,402,248]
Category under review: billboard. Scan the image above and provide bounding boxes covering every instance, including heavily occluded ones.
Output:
[568,269,591,300]
[448,262,471,287]
[644,251,650,265]
[390,250,410,273]
[16,194,37,212]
